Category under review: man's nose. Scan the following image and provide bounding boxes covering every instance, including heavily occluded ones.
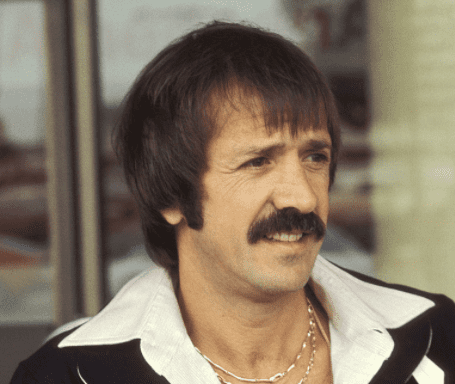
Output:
[271,159,318,214]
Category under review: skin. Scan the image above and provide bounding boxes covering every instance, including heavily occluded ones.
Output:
[162,105,333,382]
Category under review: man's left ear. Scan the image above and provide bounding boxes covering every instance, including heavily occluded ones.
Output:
[161,207,184,226]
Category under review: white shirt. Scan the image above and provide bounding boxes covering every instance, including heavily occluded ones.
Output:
[59,256,442,384]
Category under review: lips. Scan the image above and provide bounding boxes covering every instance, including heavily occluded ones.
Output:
[265,232,305,242]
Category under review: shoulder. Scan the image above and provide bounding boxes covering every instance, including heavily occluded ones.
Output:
[10,326,84,383]
[336,263,449,301]
[10,323,170,384]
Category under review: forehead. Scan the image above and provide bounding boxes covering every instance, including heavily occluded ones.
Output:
[208,106,331,159]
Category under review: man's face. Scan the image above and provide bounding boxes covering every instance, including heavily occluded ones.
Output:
[174,106,331,298]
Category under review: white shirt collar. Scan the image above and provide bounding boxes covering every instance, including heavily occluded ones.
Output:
[59,256,435,384]
[310,257,435,383]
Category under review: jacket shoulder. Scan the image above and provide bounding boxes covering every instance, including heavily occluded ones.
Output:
[339,264,454,306]
[10,325,171,384]
[10,327,84,383]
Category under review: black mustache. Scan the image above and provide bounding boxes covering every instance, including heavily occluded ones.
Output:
[247,208,326,244]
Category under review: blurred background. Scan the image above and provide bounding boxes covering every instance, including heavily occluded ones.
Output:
[1,0,454,382]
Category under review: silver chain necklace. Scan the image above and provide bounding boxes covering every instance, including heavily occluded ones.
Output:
[195,298,316,384]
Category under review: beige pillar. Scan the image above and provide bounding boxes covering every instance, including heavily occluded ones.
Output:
[368,0,455,299]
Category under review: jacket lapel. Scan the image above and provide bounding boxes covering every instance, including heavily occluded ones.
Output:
[369,316,431,383]
[74,340,171,384]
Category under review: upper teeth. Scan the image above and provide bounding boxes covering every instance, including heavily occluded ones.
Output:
[266,233,304,242]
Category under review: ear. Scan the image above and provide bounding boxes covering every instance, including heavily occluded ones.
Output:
[161,207,184,226]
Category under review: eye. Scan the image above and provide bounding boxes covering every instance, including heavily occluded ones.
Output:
[307,153,329,163]
[244,157,270,168]
[304,153,331,170]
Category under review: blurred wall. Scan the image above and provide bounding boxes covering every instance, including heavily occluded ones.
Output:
[98,0,301,105]
[368,0,455,299]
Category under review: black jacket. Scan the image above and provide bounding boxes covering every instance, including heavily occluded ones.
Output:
[10,261,455,384]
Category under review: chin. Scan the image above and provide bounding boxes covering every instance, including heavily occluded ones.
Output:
[246,265,312,298]
[241,244,320,297]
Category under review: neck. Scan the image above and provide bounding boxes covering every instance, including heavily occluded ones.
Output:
[177,266,312,379]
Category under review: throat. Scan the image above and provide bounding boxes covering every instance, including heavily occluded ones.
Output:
[191,297,316,383]
[177,264,322,381]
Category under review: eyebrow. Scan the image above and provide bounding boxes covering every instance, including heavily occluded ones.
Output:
[239,139,332,157]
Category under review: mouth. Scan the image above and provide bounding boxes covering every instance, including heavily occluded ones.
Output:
[264,232,310,242]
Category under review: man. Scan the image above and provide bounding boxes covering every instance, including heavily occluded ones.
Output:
[11,21,455,384]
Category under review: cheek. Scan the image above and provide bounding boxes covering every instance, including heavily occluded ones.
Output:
[212,173,268,201]
[205,174,272,218]
[309,175,330,217]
